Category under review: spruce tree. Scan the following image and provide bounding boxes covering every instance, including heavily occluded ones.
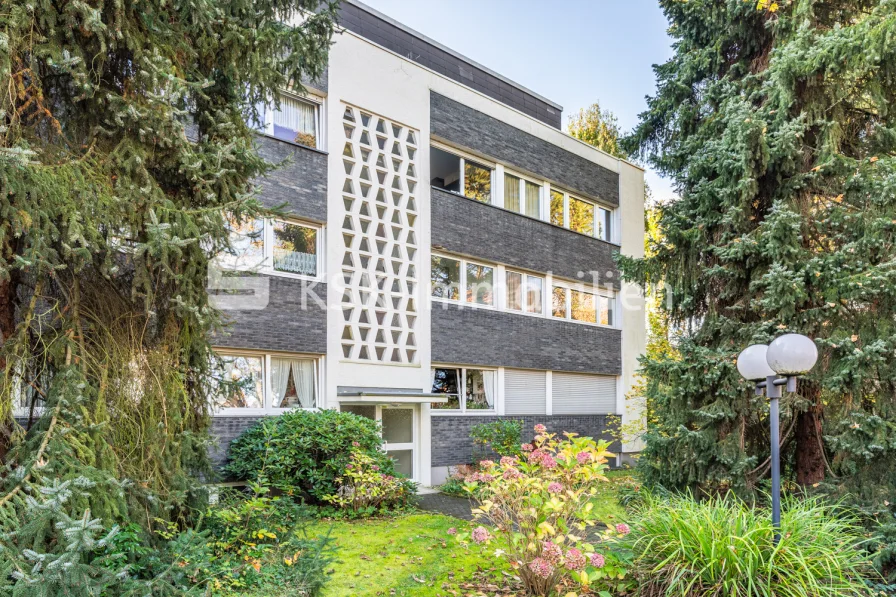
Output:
[621,0,896,507]
[0,0,336,591]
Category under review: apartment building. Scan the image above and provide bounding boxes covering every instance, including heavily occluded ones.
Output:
[209,0,647,487]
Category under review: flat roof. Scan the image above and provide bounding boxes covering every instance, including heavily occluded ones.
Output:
[344,0,563,111]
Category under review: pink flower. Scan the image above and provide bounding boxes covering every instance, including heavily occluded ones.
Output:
[615,523,631,536]
[371,464,380,471]
[534,424,547,434]
[352,441,360,447]
[547,482,563,494]
[590,553,605,568]
[499,456,517,466]
[479,459,495,468]
[576,451,590,464]
[565,548,586,571]
[502,468,521,480]
[521,443,534,452]
[478,473,495,482]
[540,455,557,469]
[527,449,544,463]
[528,557,554,579]
[541,541,562,564]
[346,464,354,469]
[471,526,490,544]
[446,527,457,535]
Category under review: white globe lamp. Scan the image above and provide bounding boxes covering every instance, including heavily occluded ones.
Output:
[736,344,776,381]
[766,333,818,375]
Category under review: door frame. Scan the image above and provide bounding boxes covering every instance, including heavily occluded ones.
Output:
[340,402,420,482]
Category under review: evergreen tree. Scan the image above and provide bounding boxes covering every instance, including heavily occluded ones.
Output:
[0,0,337,591]
[621,0,896,508]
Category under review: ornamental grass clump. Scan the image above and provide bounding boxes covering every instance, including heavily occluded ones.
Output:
[459,425,629,596]
[628,493,872,597]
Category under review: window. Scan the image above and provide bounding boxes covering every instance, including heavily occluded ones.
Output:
[504,173,540,218]
[550,187,615,242]
[431,253,495,307]
[256,93,321,149]
[211,352,320,413]
[506,270,544,314]
[551,285,615,326]
[431,367,496,412]
[465,263,494,306]
[431,255,461,300]
[430,146,492,203]
[221,217,322,279]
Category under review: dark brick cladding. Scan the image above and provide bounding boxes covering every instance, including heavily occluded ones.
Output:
[212,277,328,354]
[431,303,622,375]
[209,416,265,469]
[431,415,620,467]
[254,136,328,222]
[430,93,619,207]
[431,188,620,288]
[336,3,561,129]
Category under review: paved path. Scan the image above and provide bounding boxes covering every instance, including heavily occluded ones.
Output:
[414,492,475,520]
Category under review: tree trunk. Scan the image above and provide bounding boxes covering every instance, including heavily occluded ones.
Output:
[794,385,825,486]
[0,275,15,462]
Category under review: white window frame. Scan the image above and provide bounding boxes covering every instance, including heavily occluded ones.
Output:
[259,90,326,151]
[430,142,495,204]
[548,186,617,243]
[504,268,545,315]
[501,168,543,220]
[213,349,324,416]
[430,252,497,309]
[430,365,498,415]
[549,280,617,328]
[222,216,325,281]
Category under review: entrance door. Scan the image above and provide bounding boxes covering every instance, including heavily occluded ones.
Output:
[381,406,415,479]
[341,404,417,481]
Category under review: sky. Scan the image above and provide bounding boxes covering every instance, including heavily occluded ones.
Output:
[359,0,677,202]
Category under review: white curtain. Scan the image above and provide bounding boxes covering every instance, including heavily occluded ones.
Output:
[292,359,316,409]
[271,358,292,408]
[273,95,317,137]
[504,173,520,212]
[524,181,540,218]
[482,370,496,409]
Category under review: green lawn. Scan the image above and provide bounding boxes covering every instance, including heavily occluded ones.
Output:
[309,514,509,597]
[589,469,637,524]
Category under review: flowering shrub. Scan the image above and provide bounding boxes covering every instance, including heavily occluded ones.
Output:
[323,450,416,516]
[457,425,630,596]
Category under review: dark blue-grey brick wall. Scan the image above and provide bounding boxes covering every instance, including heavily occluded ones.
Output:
[337,1,561,129]
[255,136,328,222]
[213,277,328,354]
[431,188,620,288]
[432,303,621,374]
[209,416,265,469]
[431,415,619,467]
[431,93,619,206]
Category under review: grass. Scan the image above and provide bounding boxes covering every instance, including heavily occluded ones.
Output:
[308,514,509,597]
[589,469,637,523]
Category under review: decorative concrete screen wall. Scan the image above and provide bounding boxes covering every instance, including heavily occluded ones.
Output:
[339,105,420,364]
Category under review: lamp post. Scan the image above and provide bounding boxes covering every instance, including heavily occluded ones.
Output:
[736,334,818,542]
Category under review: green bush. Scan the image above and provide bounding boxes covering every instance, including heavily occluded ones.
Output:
[470,419,523,459]
[627,493,873,597]
[224,409,397,503]
[201,484,335,595]
[322,450,416,517]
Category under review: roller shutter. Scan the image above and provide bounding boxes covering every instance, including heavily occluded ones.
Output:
[504,369,546,415]
[552,373,616,415]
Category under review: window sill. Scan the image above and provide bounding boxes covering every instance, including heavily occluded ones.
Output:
[213,407,320,417]
[431,410,498,416]
[215,265,325,284]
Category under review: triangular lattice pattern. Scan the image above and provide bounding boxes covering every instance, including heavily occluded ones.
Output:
[340,105,419,364]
